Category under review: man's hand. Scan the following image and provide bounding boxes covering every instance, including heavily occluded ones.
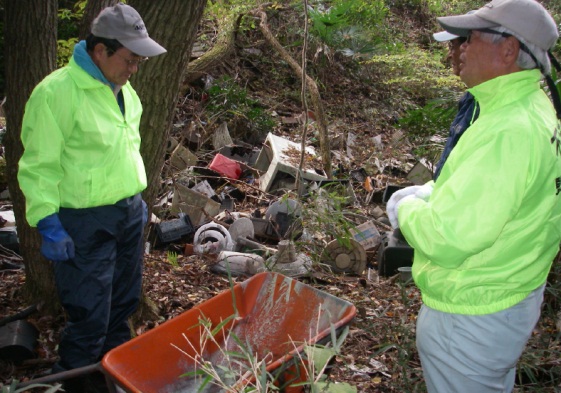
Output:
[37,213,75,262]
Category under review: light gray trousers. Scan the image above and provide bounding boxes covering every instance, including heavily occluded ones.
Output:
[416,285,545,393]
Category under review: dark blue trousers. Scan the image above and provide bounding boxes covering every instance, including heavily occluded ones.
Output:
[52,193,145,372]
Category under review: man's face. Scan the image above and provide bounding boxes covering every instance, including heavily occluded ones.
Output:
[458,30,506,88]
[96,46,146,86]
[447,38,465,77]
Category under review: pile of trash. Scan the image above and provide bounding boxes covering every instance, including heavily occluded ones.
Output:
[148,127,434,280]
[0,126,434,281]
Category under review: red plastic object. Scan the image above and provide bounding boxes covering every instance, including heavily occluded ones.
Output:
[102,272,356,392]
[208,153,242,179]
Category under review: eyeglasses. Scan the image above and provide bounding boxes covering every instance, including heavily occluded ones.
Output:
[111,51,148,67]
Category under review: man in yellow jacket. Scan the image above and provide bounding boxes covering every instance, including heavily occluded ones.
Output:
[18,3,165,391]
[388,0,561,392]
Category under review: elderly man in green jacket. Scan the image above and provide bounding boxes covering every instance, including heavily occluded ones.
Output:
[388,0,561,392]
[18,3,165,391]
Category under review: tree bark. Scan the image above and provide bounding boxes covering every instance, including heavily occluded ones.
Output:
[3,0,59,312]
[127,0,207,218]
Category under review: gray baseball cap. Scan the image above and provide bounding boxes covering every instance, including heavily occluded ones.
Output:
[437,0,559,51]
[91,2,166,57]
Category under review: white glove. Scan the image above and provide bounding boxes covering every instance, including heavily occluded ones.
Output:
[390,194,416,229]
[386,186,422,229]
[386,182,434,229]
[414,181,434,202]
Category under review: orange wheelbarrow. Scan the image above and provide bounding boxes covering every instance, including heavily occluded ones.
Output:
[15,272,356,392]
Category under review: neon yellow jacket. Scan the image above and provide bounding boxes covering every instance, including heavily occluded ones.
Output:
[18,57,147,227]
[398,69,561,315]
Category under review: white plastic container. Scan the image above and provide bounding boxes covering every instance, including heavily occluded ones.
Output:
[214,251,266,276]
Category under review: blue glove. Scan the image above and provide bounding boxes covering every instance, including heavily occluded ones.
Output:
[37,213,75,262]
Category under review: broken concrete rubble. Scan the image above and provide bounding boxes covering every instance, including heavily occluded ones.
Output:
[170,183,221,227]
[254,132,328,193]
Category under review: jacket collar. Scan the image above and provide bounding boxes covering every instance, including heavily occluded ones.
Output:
[68,40,125,97]
[468,69,542,115]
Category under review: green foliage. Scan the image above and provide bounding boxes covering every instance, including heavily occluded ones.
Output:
[167,251,179,268]
[57,1,86,67]
[57,38,79,68]
[298,186,357,259]
[205,0,256,20]
[291,326,356,392]
[306,0,387,58]
[307,1,354,43]
[205,76,276,139]
[366,46,462,103]
[389,0,479,15]
[398,89,462,161]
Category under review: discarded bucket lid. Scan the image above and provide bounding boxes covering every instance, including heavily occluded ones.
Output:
[228,217,254,246]
[0,320,38,365]
[321,239,367,275]
[269,255,312,277]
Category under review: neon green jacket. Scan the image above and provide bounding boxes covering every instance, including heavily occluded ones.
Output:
[18,57,147,227]
[398,69,561,315]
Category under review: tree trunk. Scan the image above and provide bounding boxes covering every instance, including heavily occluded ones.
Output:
[3,0,59,312]
[78,0,119,40]
[127,0,207,217]
[181,13,242,91]
[125,0,207,321]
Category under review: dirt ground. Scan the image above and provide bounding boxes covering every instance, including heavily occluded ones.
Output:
[0,136,428,391]
[0,241,425,392]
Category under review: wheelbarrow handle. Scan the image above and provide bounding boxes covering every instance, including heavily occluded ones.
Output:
[14,362,117,392]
